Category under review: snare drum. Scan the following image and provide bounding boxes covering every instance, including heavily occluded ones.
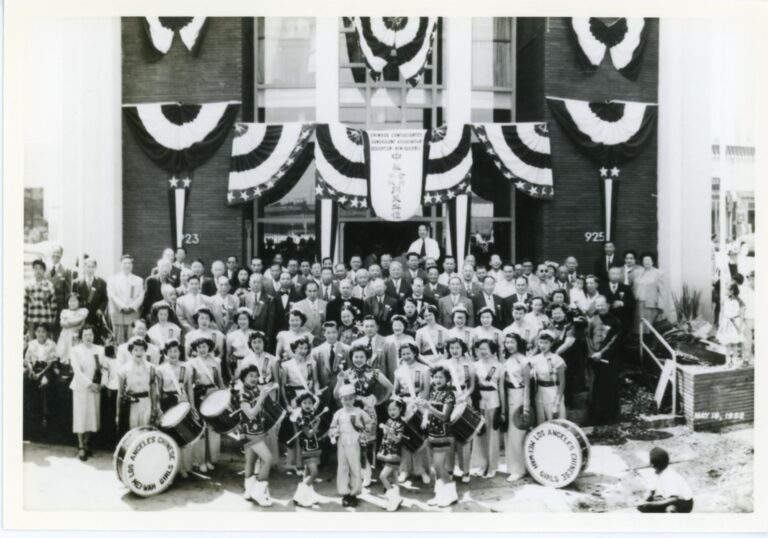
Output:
[524,419,590,488]
[261,397,286,432]
[199,389,240,435]
[159,402,204,447]
[401,409,427,453]
[113,427,180,497]
[450,402,486,444]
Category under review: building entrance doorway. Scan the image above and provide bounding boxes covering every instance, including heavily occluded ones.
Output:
[340,220,443,264]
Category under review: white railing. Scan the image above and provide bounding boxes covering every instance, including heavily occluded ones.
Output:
[639,317,678,418]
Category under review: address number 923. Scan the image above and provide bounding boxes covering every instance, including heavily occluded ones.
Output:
[584,232,605,242]
[183,233,200,245]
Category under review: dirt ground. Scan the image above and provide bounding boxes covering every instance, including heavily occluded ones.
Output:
[22,423,753,513]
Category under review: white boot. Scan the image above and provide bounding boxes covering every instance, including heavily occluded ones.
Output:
[244,476,256,500]
[386,485,403,512]
[362,465,372,488]
[427,479,444,506]
[293,482,314,507]
[251,480,273,507]
[307,483,322,505]
[438,480,458,507]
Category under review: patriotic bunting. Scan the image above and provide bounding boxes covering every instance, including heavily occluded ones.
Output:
[423,124,473,205]
[143,17,209,57]
[352,17,438,87]
[547,97,657,241]
[570,18,648,80]
[123,101,240,248]
[472,123,554,199]
[314,123,370,210]
[227,123,315,206]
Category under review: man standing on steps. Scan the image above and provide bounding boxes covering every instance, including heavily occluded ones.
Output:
[407,224,440,264]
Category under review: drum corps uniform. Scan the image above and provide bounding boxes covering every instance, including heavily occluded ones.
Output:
[157,361,195,474]
[530,352,567,425]
[471,356,504,475]
[117,357,157,430]
[393,361,431,479]
[191,354,225,466]
[503,352,530,477]
[439,354,475,477]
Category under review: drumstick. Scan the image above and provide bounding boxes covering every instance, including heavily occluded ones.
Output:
[378,423,410,441]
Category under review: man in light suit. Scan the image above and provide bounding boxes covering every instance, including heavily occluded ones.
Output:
[351,269,374,301]
[472,275,504,329]
[423,266,450,301]
[459,264,483,299]
[353,315,396,382]
[363,279,399,335]
[317,268,340,303]
[107,254,145,345]
[292,281,327,344]
[438,276,474,328]
[327,279,364,325]
[593,242,622,283]
[241,273,275,351]
[209,275,239,334]
[311,321,350,397]
[202,260,226,297]
[175,275,211,334]
[407,223,441,263]
[385,261,412,302]
[501,276,534,326]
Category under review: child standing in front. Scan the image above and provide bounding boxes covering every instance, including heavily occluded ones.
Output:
[329,383,374,508]
[377,398,406,511]
[292,392,325,508]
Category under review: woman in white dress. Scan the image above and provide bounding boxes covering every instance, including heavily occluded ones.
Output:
[225,307,254,382]
[717,282,746,365]
[156,339,195,478]
[633,253,668,325]
[57,293,89,364]
[529,331,567,425]
[440,337,476,483]
[470,307,502,351]
[274,310,313,361]
[384,315,415,375]
[524,297,551,334]
[415,305,448,368]
[501,332,531,482]
[184,307,225,360]
[69,325,105,461]
[190,336,226,472]
[147,303,182,352]
[470,338,505,479]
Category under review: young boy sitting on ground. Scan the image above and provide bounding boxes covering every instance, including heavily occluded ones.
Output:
[637,447,694,513]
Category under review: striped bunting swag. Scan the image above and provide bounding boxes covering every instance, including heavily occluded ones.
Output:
[570,18,648,80]
[143,17,209,57]
[473,123,554,199]
[314,124,370,209]
[227,123,315,205]
[423,124,473,205]
[353,17,438,87]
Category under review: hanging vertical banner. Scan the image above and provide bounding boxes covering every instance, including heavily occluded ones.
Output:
[368,129,428,221]
[547,97,657,241]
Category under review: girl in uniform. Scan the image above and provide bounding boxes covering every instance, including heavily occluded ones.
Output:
[377,398,406,511]
[291,392,325,507]
[445,307,471,347]
[69,325,105,461]
[190,336,226,472]
[226,307,255,381]
[239,364,275,507]
[335,344,393,488]
[185,307,225,360]
[470,339,505,479]
[503,302,538,353]
[392,342,431,485]
[147,303,182,353]
[529,331,567,425]
[329,383,374,507]
[280,336,320,471]
[415,304,447,368]
[156,339,195,478]
[502,332,531,482]
[470,307,502,351]
[116,338,159,433]
[418,365,457,507]
[275,310,313,361]
[57,293,89,364]
[440,337,475,483]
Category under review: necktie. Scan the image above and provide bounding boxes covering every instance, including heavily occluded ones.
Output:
[325,287,330,301]
[611,284,617,293]
[420,239,427,257]
[329,345,336,370]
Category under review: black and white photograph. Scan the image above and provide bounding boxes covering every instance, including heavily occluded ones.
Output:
[4,0,766,532]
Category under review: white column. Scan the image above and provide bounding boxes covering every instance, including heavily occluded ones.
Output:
[444,18,472,268]
[657,19,713,320]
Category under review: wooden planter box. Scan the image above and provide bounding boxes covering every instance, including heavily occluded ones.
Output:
[676,364,754,431]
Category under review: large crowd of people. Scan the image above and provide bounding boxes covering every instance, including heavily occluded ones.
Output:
[23,227,731,509]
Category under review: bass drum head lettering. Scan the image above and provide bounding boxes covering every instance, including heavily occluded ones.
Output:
[524,419,590,488]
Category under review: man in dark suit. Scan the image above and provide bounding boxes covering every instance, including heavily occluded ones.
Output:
[326,278,364,325]
[406,277,437,315]
[501,277,534,326]
[271,271,303,336]
[600,266,635,341]
[142,259,173,322]
[472,275,504,329]
[190,259,215,297]
[46,244,73,335]
[593,241,622,283]
[363,279,399,335]
[317,267,340,303]
[423,266,450,301]
[241,273,276,351]
[403,252,427,283]
[72,257,109,339]
[225,255,241,289]
[384,261,412,302]
[202,260,226,296]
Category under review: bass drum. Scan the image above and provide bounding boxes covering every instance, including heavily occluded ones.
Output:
[523,419,590,488]
[114,427,180,497]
